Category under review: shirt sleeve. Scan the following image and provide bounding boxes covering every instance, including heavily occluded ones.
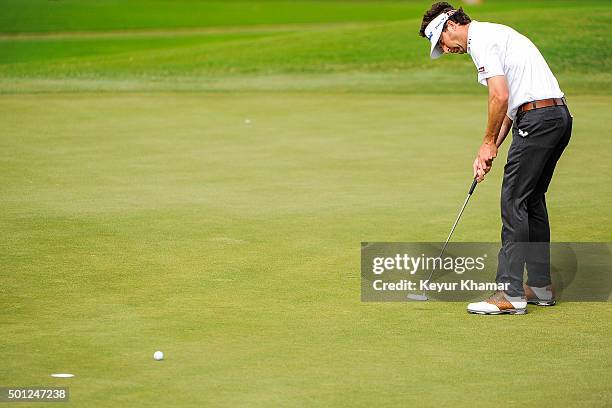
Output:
[473,39,505,86]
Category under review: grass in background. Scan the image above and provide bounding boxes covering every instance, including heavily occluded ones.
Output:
[0,0,607,33]
[0,0,425,32]
[0,0,610,93]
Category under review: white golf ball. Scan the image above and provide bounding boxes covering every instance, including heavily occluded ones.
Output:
[245,119,251,124]
[153,351,164,361]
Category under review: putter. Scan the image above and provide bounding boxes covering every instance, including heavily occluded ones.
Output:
[408,178,478,301]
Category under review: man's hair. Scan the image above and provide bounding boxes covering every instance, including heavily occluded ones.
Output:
[419,2,471,38]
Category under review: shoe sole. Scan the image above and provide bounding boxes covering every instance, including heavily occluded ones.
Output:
[527,300,556,306]
[467,308,528,315]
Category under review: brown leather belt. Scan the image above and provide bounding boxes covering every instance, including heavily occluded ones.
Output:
[519,97,566,113]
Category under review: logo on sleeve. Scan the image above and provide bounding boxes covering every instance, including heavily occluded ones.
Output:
[478,66,486,73]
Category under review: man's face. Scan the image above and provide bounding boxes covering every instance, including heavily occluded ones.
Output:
[438,21,467,55]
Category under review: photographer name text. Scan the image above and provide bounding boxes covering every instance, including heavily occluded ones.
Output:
[372,279,509,292]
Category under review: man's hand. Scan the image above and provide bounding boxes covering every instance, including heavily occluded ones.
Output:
[473,157,485,182]
[473,142,497,182]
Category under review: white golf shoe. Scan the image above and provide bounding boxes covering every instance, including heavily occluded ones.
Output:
[524,284,556,306]
[467,291,527,315]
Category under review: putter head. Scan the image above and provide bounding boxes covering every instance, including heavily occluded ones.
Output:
[407,293,429,301]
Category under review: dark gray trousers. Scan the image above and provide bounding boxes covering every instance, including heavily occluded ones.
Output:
[495,105,573,296]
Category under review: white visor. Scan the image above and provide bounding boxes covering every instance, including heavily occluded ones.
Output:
[424,10,456,59]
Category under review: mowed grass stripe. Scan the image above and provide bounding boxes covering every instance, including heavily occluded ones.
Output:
[1,0,607,33]
[0,0,426,33]
[0,22,373,41]
[0,7,610,92]
[0,32,290,65]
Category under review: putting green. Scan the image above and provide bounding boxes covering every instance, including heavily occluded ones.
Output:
[1,0,611,406]
[1,93,610,407]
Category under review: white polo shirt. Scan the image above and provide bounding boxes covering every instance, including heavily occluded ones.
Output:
[467,21,564,120]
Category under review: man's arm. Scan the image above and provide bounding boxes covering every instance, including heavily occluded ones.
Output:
[495,115,512,148]
[473,114,512,182]
[474,75,509,182]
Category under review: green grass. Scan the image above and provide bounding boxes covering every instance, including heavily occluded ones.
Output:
[3,0,604,33]
[0,1,610,94]
[0,32,287,65]
[1,1,611,407]
[0,0,422,33]
[1,93,611,407]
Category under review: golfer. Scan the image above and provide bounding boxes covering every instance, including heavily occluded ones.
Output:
[419,2,572,314]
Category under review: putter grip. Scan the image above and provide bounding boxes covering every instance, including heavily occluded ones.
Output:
[469,178,477,195]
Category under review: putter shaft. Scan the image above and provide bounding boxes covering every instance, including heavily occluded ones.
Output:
[424,178,478,284]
